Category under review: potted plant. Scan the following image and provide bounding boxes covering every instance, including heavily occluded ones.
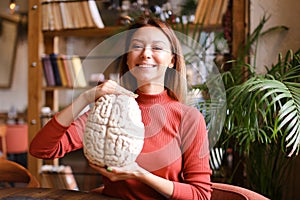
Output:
[173,13,298,199]
[223,47,300,199]
[209,16,299,199]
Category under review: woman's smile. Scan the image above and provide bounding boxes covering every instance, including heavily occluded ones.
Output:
[135,63,157,68]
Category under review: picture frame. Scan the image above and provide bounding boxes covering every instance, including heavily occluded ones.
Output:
[0,14,19,88]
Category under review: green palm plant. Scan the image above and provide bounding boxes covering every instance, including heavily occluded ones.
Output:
[174,13,297,199]
[225,49,300,156]
[216,15,299,199]
[223,48,300,200]
[172,12,298,199]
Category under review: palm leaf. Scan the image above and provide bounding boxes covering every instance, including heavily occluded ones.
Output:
[224,73,300,156]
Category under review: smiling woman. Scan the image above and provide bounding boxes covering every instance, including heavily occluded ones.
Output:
[30,16,212,200]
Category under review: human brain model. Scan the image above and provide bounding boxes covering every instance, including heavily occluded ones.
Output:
[83,94,144,167]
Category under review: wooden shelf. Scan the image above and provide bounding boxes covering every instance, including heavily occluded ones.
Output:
[42,26,127,38]
[42,86,91,91]
[42,24,223,38]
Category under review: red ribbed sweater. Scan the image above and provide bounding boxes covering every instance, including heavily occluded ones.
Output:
[30,90,212,199]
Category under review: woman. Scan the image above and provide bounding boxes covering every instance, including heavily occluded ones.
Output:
[30,16,212,199]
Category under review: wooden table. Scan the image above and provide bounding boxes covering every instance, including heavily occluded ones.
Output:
[0,188,119,200]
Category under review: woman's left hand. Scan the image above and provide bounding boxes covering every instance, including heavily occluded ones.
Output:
[89,162,148,182]
[90,162,174,198]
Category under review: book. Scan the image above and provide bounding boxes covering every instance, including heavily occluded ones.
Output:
[45,0,55,30]
[64,55,76,87]
[81,0,95,28]
[59,54,73,87]
[210,0,223,25]
[74,1,88,28]
[71,55,87,88]
[49,53,62,86]
[194,0,229,25]
[40,165,78,190]
[218,0,230,25]
[41,54,56,86]
[41,0,49,30]
[68,2,81,29]
[194,0,209,24]
[88,0,105,28]
[51,1,63,30]
[203,0,214,25]
[59,1,73,29]
[56,55,68,87]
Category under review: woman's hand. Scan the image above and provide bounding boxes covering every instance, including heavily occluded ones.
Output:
[89,162,174,198]
[83,80,137,104]
[56,80,136,126]
[89,162,148,182]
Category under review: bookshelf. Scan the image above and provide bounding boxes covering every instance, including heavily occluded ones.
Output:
[27,0,249,184]
[27,0,126,181]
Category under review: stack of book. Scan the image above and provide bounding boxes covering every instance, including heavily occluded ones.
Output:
[41,0,105,31]
[40,165,78,190]
[42,53,87,88]
[194,0,229,26]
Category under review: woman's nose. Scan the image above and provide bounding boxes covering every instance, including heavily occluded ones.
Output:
[140,47,152,59]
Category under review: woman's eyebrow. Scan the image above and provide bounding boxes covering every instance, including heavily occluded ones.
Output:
[130,38,143,43]
[131,38,168,45]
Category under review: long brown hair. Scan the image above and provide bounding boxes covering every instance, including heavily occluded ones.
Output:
[119,16,187,103]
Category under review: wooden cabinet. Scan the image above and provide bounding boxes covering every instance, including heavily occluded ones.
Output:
[27,0,248,179]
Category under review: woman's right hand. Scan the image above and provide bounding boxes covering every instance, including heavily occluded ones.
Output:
[82,80,137,104]
[56,80,136,126]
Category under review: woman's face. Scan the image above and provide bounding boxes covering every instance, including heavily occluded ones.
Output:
[126,26,174,87]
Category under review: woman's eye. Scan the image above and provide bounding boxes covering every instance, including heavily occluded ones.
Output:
[131,44,143,49]
[152,46,163,51]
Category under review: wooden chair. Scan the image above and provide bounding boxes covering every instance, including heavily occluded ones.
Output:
[212,182,270,200]
[0,158,40,188]
[0,124,7,159]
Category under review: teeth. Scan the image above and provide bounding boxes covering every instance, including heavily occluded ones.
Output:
[137,64,155,68]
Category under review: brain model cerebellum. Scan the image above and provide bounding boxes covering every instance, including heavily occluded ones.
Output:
[83,94,145,167]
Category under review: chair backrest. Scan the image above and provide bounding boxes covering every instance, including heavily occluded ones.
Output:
[211,182,270,200]
[0,158,40,188]
[0,125,7,159]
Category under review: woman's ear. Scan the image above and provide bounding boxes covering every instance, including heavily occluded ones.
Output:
[168,55,175,68]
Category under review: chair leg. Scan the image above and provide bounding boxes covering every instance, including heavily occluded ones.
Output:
[0,125,7,159]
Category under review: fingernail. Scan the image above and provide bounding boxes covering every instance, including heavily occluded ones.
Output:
[133,94,139,98]
[107,167,113,172]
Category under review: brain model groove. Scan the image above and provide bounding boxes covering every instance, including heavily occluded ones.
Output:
[83,94,145,167]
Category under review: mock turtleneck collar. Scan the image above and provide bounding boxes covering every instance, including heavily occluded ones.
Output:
[136,90,172,105]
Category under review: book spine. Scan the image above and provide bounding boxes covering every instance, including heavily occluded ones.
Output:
[65,55,76,87]
[42,54,56,86]
[56,55,68,87]
[88,0,105,28]
[218,0,230,25]
[49,53,62,86]
[71,55,87,88]
[81,0,95,28]
[194,0,209,24]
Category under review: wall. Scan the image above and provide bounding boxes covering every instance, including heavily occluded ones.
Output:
[250,0,300,73]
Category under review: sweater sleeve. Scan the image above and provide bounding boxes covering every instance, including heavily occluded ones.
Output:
[29,112,89,159]
[172,108,212,200]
